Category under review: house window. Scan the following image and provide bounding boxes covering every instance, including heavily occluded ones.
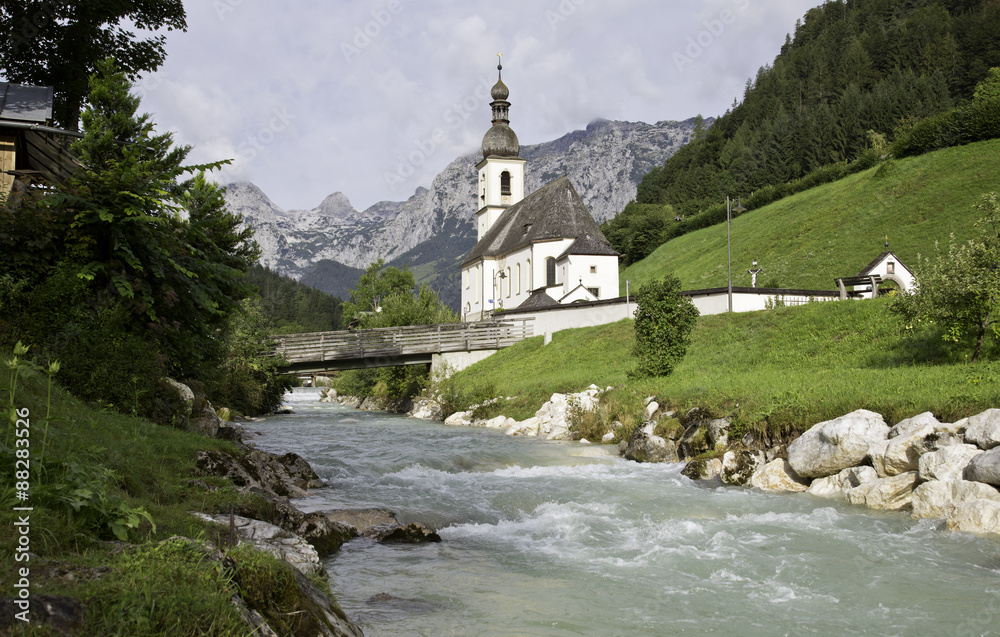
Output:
[588,287,600,297]
[501,171,511,196]
[546,258,556,287]
[887,262,895,274]
[590,266,597,274]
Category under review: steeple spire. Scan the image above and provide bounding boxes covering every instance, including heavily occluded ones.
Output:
[482,54,519,158]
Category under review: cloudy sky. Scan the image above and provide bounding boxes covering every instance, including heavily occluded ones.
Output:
[137,0,818,212]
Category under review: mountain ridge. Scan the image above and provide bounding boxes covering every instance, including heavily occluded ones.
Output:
[227,117,701,307]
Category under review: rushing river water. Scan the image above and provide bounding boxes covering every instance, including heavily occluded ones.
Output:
[248,389,1000,637]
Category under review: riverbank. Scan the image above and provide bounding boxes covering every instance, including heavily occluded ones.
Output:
[0,365,369,635]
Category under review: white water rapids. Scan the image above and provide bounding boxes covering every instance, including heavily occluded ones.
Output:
[247,388,1000,636]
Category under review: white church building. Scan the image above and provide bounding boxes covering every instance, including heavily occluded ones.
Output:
[461,62,621,322]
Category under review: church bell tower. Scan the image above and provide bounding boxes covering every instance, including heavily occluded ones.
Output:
[476,54,526,241]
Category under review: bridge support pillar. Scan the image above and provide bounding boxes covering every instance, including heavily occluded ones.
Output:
[431,350,499,379]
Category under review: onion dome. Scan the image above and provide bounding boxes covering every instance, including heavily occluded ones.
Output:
[481,59,520,158]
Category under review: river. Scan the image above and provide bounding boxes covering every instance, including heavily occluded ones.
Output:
[247,388,1000,637]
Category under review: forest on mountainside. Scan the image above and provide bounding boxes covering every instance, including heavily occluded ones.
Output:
[634,0,1000,218]
[248,264,344,334]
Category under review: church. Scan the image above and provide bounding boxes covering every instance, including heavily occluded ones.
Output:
[460,61,621,322]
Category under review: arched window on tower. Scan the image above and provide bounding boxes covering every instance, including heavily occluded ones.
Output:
[501,171,511,196]
[546,258,556,287]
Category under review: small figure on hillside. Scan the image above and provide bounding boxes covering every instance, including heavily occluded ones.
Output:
[748,260,763,288]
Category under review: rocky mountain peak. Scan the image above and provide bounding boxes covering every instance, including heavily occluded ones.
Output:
[226,117,698,305]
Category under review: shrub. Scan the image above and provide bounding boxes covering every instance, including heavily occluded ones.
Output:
[630,275,699,378]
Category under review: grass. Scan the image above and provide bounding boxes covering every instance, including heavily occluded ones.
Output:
[0,357,318,635]
[446,297,1000,441]
[622,138,1000,292]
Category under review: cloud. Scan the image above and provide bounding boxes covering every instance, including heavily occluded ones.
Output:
[137,0,815,211]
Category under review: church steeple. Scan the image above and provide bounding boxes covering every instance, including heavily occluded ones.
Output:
[475,55,526,241]
[482,54,520,159]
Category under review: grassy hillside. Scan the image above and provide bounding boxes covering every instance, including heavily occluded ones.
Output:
[0,359,316,634]
[622,139,1000,293]
[447,297,1000,439]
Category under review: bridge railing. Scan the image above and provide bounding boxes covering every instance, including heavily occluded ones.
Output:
[272,319,533,366]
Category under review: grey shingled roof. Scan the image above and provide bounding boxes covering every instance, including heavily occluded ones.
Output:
[513,288,561,310]
[462,176,615,266]
[558,233,620,260]
[0,83,53,123]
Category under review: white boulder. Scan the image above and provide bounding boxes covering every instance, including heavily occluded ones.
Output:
[869,423,937,477]
[963,447,1000,486]
[787,409,890,478]
[918,444,982,482]
[506,417,540,437]
[749,459,810,492]
[410,398,443,421]
[912,479,1000,520]
[482,415,516,429]
[888,411,940,438]
[845,472,918,511]
[443,411,473,427]
[165,378,195,415]
[946,499,1000,538]
[963,409,1000,450]
[193,513,321,575]
[806,466,879,500]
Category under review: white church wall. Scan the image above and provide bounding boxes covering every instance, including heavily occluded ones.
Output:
[557,254,620,300]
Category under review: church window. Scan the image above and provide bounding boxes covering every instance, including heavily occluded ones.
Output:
[506,268,512,297]
[463,270,469,289]
[501,171,511,196]
[526,259,532,289]
[546,258,556,287]
[516,263,521,294]
[588,287,599,298]
[590,266,597,274]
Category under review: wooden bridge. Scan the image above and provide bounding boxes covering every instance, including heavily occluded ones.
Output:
[272,319,533,374]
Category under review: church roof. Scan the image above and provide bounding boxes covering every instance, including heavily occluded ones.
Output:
[558,233,620,260]
[513,288,561,310]
[462,176,615,266]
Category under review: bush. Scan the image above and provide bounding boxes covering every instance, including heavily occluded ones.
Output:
[892,96,1000,158]
[630,275,699,378]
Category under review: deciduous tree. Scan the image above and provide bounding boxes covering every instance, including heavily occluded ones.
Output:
[0,0,186,129]
[893,192,1000,362]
